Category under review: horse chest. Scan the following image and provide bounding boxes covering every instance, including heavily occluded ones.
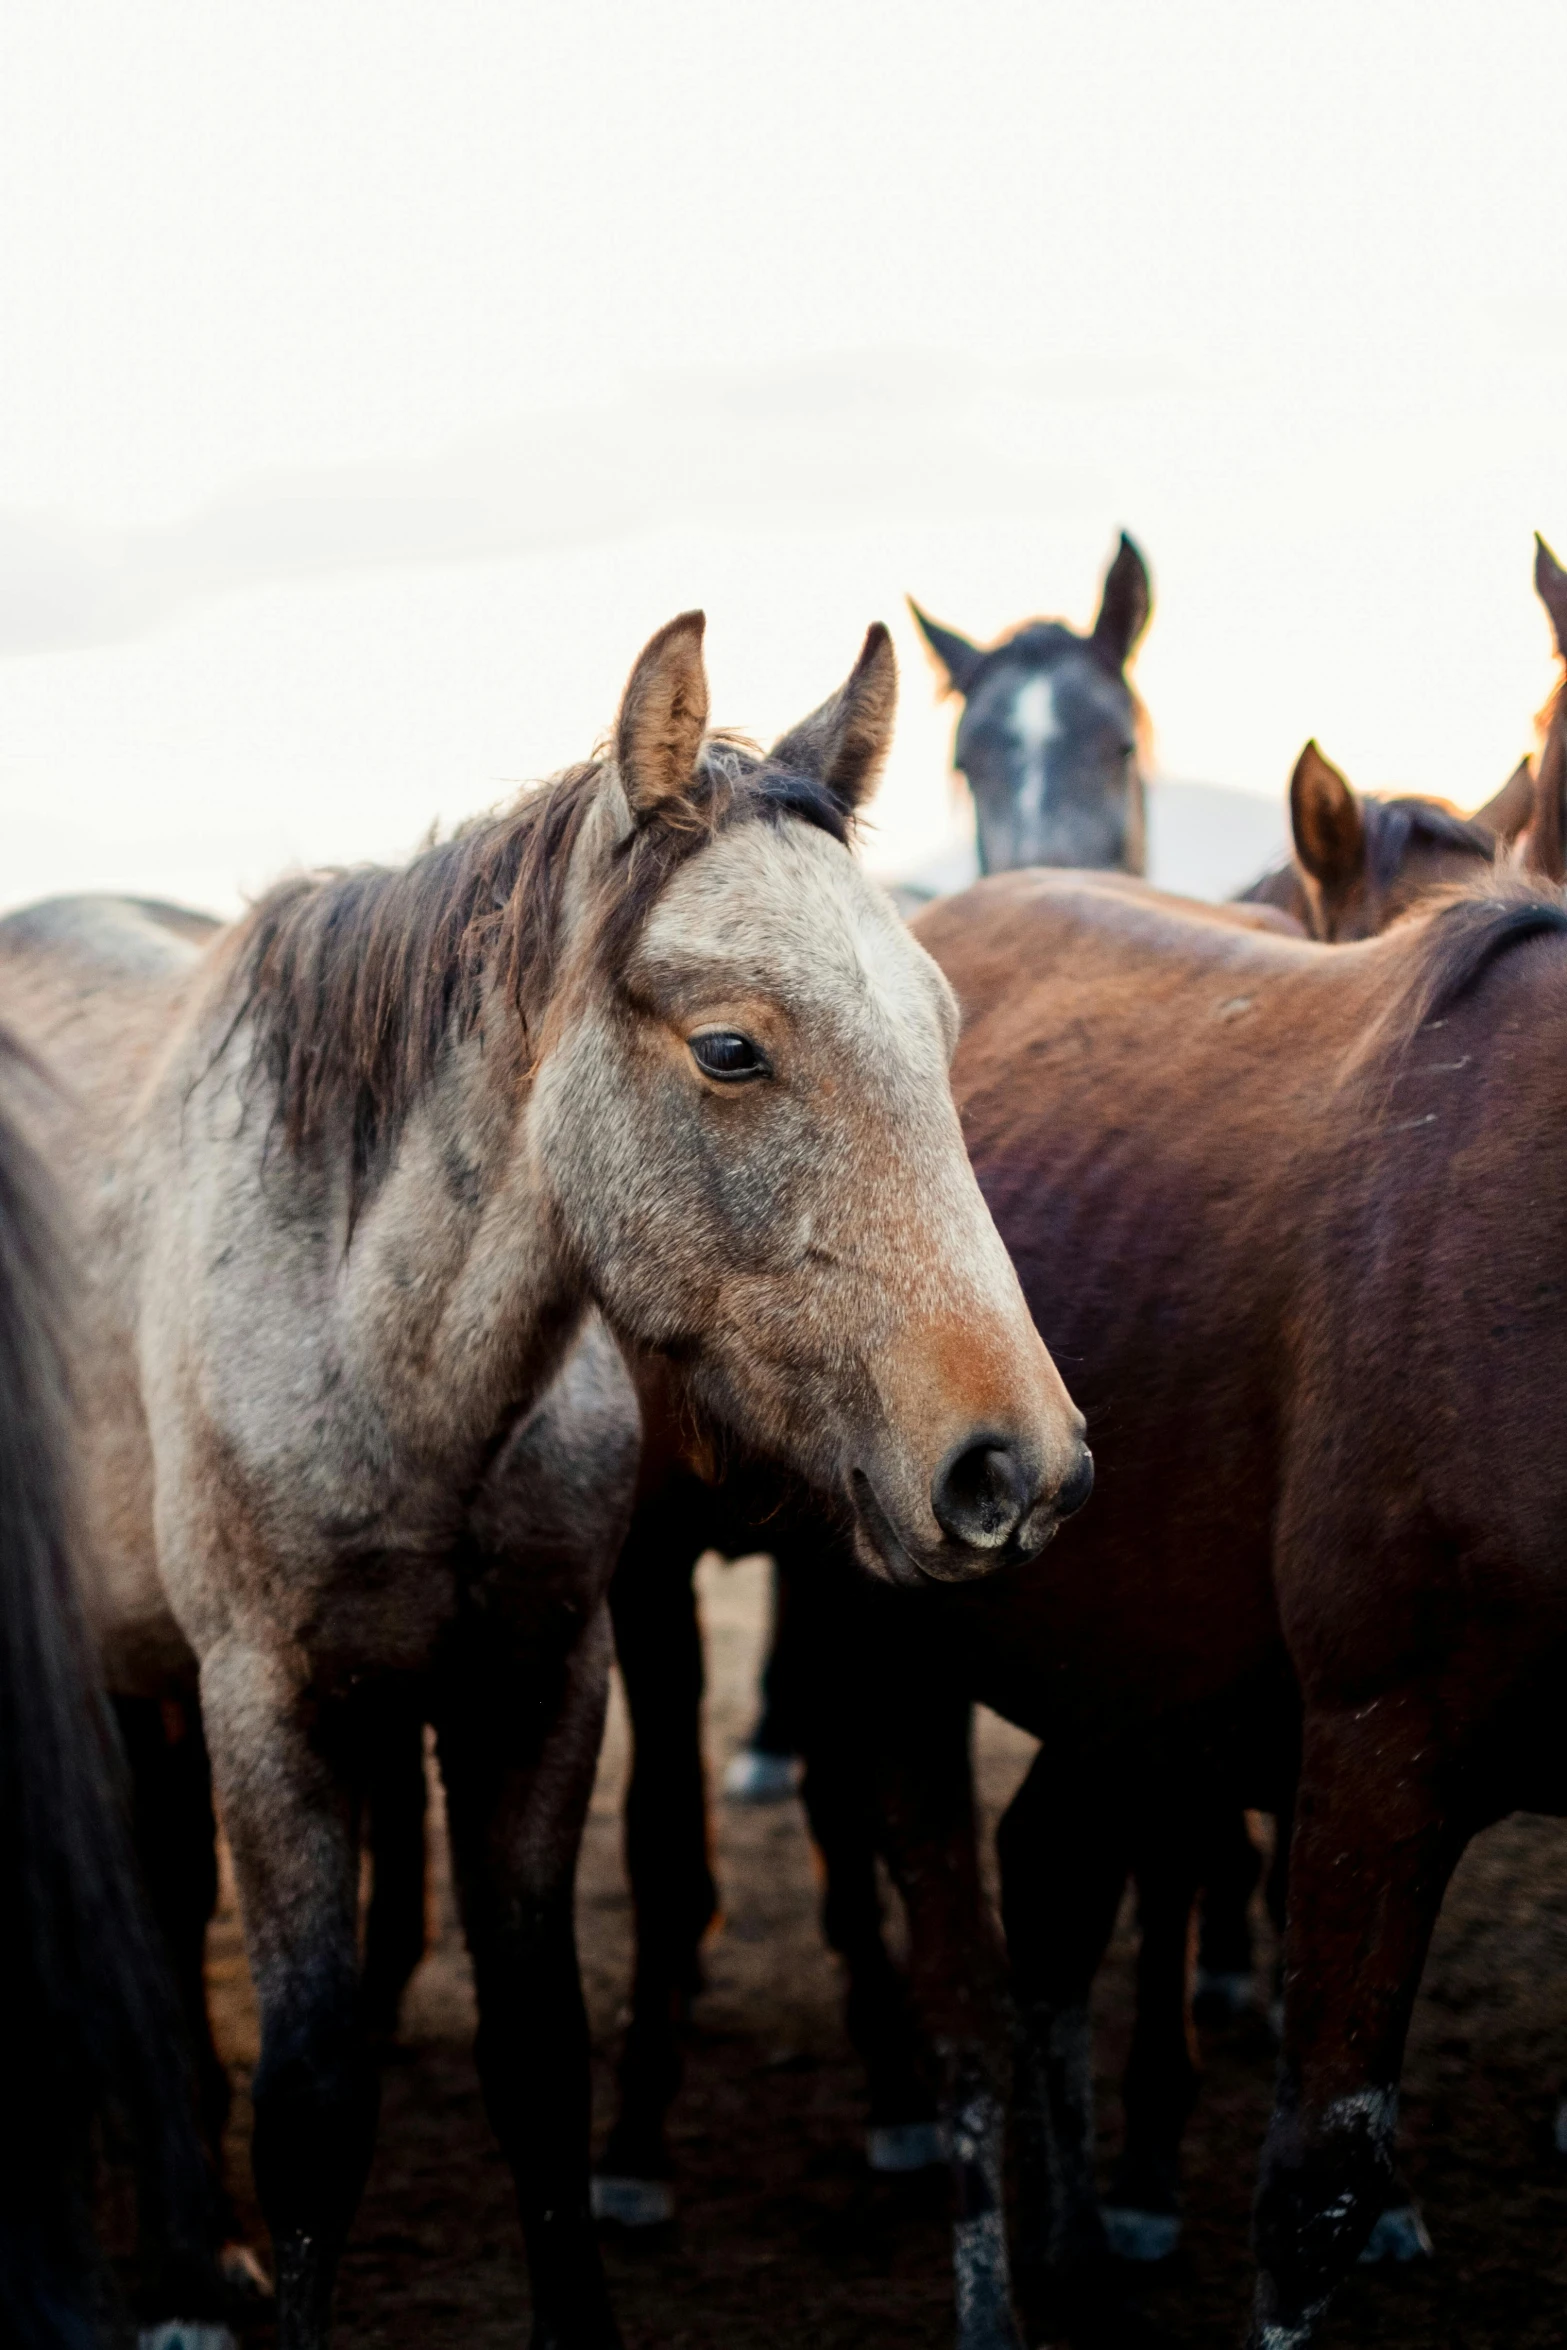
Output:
[280,1543,466,1688]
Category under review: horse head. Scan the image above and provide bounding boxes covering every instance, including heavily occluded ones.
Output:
[910,533,1151,876]
[532,615,1092,1585]
[1286,740,1518,941]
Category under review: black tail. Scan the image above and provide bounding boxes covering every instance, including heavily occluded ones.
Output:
[0,1045,216,2345]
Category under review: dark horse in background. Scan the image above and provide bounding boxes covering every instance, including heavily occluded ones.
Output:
[0,1039,222,2350]
[909,531,1153,877]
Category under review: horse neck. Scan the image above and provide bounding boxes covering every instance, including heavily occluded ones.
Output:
[276,794,630,1477]
[334,1031,582,1470]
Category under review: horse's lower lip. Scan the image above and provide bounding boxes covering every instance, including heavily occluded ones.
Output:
[849,1469,931,1588]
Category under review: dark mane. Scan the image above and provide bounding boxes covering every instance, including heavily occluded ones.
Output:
[226,743,851,1196]
[1362,794,1498,894]
[1364,869,1567,1068]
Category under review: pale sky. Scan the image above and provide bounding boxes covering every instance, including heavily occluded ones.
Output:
[2,1,1565,913]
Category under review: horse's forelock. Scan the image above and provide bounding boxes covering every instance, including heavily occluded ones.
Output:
[1363,795,1497,898]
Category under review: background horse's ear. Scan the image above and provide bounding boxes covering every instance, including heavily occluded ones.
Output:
[1473,756,1536,845]
[1537,534,1567,663]
[907,600,985,698]
[615,611,710,820]
[1091,532,1152,670]
[769,624,897,814]
[1520,718,1567,884]
[1290,740,1364,889]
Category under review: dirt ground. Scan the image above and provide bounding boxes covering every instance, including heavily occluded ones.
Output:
[201,1553,1567,2350]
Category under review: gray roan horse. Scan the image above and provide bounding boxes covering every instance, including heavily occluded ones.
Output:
[910,533,1152,875]
[0,614,1089,2350]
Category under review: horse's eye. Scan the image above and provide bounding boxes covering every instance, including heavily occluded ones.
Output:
[689,1030,769,1082]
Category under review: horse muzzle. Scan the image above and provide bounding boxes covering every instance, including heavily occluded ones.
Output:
[851,1434,1094,1587]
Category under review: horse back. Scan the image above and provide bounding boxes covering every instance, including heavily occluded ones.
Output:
[0,895,230,1694]
[0,892,227,1143]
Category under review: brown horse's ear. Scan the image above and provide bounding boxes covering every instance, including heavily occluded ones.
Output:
[1091,532,1152,670]
[1537,534,1567,662]
[769,624,898,813]
[1473,756,1536,845]
[1521,720,1567,884]
[615,611,710,821]
[907,600,985,698]
[1290,741,1364,890]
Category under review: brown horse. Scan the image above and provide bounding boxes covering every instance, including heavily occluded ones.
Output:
[886,743,1567,2345]
[0,614,1087,2350]
[596,746,1516,2234]
[605,686,1567,2350]
[1239,738,1531,938]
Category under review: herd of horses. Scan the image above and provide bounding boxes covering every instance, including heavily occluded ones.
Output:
[5,531,1567,2350]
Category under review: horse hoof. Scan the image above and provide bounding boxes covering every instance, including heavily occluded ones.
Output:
[1191,1967,1255,2025]
[721,1747,799,1803]
[1358,2203,1433,2264]
[218,2242,273,2302]
[137,2327,239,2350]
[1100,2205,1181,2263]
[592,2173,676,2226]
[867,2120,946,2172]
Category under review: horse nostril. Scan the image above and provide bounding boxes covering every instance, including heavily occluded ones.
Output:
[1057,1444,1094,1520]
[931,1438,1030,1549]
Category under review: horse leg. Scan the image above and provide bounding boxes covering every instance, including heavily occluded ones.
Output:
[722,1557,803,1803]
[1254,1785,1429,2266]
[360,1710,429,2049]
[113,1696,230,2163]
[199,1641,378,2350]
[436,1603,619,2350]
[790,1557,938,2172]
[113,1692,275,2319]
[997,1747,1131,2339]
[1192,1804,1262,2025]
[1101,1818,1204,2264]
[1245,1704,1458,2348]
[594,1498,714,2223]
[879,1683,1019,2350]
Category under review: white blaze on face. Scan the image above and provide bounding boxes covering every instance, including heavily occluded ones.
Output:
[1011,673,1062,835]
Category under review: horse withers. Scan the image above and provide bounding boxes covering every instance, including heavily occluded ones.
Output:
[0,614,1087,2350]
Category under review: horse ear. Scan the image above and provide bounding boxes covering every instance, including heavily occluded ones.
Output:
[1091,532,1152,670]
[907,600,985,698]
[615,611,710,821]
[1473,756,1536,844]
[769,624,897,814]
[1536,534,1567,662]
[1290,741,1364,889]
[1521,720,1567,884]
